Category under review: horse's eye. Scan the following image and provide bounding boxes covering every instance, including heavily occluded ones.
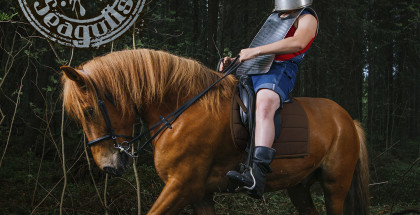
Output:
[83,108,95,118]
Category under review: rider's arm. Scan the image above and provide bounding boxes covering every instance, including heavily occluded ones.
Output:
[239,14,317,62]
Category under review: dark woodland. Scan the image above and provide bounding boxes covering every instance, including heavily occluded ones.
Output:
[0,0,419,214]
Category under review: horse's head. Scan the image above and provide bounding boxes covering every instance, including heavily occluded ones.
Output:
[61,49,237,176]
[61,66,135,176]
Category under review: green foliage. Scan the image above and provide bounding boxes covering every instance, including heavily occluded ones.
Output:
[0,11,17,21]
[56,58,69,65]
[369,144,420,204]
[223,48,233,58]
[29,102,42,115]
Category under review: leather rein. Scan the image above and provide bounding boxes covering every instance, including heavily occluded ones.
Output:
[84,56,241,158]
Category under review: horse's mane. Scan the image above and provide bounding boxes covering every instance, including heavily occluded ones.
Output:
[62,49,237,122]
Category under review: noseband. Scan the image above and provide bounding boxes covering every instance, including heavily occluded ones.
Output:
[82,56,241,158]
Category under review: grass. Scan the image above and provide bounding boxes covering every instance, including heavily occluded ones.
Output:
[0,140,418,214]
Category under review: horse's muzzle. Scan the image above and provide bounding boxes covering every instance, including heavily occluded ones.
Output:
[102,151,132,176]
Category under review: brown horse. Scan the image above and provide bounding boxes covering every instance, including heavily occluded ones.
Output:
[61,49,369,215]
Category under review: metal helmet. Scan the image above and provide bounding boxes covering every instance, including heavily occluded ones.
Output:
[274,0,313,12]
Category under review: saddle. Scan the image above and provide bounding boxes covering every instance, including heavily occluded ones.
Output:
[230,76,310,159]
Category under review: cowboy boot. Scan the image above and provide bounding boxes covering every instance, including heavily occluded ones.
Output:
[226,146,276,199]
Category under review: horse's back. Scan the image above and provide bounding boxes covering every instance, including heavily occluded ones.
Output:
[296,97,355,124]
[266,97,360,190]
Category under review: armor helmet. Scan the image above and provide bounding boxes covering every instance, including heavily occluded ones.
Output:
[274,0,313,12]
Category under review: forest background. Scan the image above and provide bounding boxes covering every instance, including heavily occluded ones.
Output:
[0,0,419,214]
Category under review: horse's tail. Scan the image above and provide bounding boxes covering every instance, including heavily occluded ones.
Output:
[344,120,370,215]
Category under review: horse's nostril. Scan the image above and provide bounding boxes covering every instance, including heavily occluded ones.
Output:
[103,166,116,175]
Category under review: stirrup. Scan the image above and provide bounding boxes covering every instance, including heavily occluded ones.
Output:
[230,167,256,192]
[242,167,256,191]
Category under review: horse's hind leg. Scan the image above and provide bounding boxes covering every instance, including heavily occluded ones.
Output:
[287,183,318,215]
[320,138,359,214]
[320,170,354,215]
[192,193,216,215]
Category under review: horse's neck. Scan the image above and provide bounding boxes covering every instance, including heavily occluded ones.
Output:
[140,94,186,129]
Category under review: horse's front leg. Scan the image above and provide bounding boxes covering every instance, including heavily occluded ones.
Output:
[148,168,214,215]
[192,192,216,215]
[146,104,232,214]
[147,178,191,214]
[148,139,215,214]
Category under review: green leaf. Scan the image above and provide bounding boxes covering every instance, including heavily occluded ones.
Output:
[0,12,17,21]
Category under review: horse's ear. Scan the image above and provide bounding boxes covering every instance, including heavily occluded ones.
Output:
[61,66,86,86]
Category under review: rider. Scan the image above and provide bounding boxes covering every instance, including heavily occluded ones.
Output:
[220,0,318,198]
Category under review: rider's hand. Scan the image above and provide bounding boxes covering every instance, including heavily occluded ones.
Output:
[239,47,261,62]
[219,57,234,71]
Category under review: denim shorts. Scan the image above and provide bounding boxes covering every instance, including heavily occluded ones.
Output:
[250,60,298,103]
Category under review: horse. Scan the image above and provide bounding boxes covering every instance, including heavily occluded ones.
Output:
[61,49,369,215]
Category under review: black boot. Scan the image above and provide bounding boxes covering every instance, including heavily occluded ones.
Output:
[226,146,276,199]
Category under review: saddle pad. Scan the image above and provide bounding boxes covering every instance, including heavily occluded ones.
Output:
[230,95,310,159]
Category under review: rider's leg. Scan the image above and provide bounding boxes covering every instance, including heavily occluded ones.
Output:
[226,89,279,198]
[254,89,281,148]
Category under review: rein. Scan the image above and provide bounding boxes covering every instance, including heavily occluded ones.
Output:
[85,56,241,158]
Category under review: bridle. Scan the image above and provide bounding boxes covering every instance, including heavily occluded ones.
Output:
[83,56,241,158]
[85,79,135,155]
